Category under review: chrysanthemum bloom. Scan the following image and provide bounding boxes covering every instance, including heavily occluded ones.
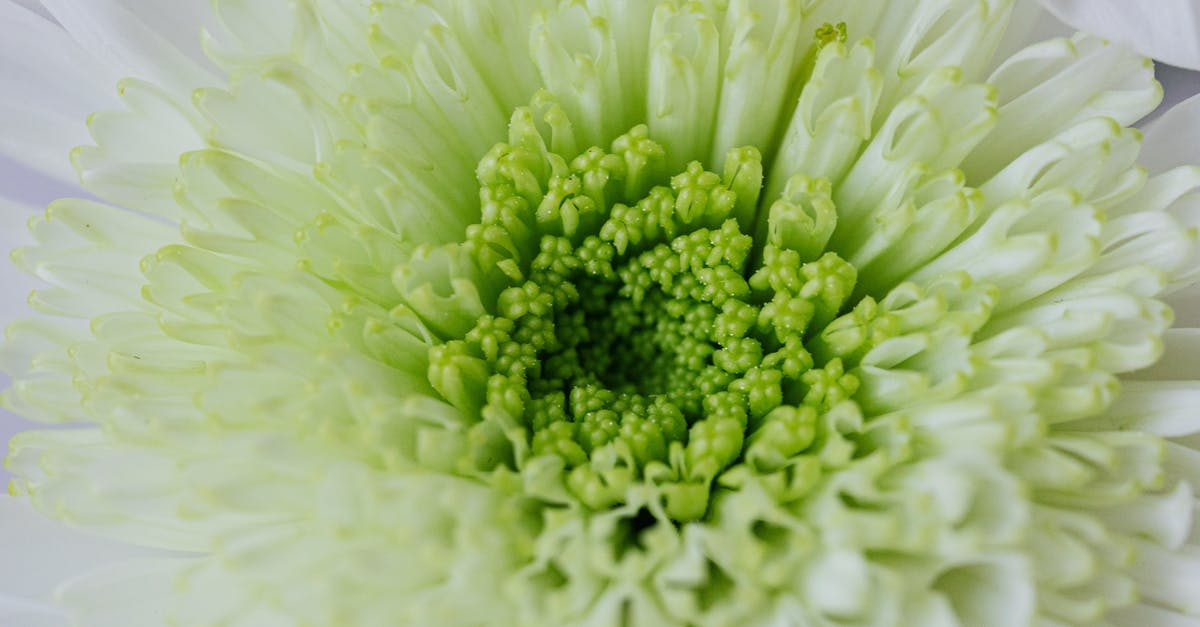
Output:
[3,0,1200,625]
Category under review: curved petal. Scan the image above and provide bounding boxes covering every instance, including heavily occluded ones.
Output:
[1142,92,1200,175]
[0,199,39,325]
[0,0,220,188]
[35,0,220,95]
[0,1,119,185]
[991,0,1075,68]
[1142,94,1200,325]
[1152,64,1200,127]
[1038,0,1200,70]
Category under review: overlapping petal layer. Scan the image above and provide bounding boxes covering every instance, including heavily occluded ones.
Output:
[2,1,1200,626]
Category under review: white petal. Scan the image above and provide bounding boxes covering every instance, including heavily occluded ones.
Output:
[37,0,221,96]
[0,106,93,188]
[991,0,1074,67]
[964,35,1159,182]
[0,199,41,327]
[86,0,219,74]
[0,200,42,485]
[0,1,119,184]
[1126,540,1200,614]
[1143,93,1200,175]
[0,0,221,186]
[1038,0,1200,70]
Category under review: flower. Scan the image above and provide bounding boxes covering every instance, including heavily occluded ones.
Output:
[2,1,1200,626]
[1038,0,1200,71]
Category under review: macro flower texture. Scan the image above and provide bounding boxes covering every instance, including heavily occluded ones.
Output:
[3,0,1200,625]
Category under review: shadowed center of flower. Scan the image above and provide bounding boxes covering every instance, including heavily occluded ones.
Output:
[422,101,877,521]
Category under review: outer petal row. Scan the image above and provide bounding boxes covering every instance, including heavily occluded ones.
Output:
[1039,0,1200,71]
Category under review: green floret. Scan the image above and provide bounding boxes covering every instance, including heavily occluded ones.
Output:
[531,235,580,278]
[618,415,669,467]
[722,147,765,231]
[570,383,615,418]
[707,219,755,269]
[713,337,763,374]
[679,301,718,338]
[566,461,634,511]
[761,336,815,380]
[486,373,529,423]
[800,252,858,328]
[494,339,539,379]
[451,126,865,522]
[609,124,666,201]
[749,245,806,295]
[758,294,816,343]
[672,228,716,272]
[463,222,523,276]
[575,236,617,278]
[476,142,545,207]
[673,336,716,372]
[578,409,621,454]
[671,161,735,226]
[694,266,751,306]
[809,297,891,365]
[525,392,568,432]
[513,316,557,354]
[498,281,555,320]
[745,405,819,473]
[731,366,785,419]
[645,397,688,443]
[714,299,756,343]
[537,172,593,238]
[598,203,648,255]
[479,182,537,234]
[531,420,587,466]
[800,358,860,412]
[702,391,749,427]
[570,146,625,209]
[464,315,514,363]
[765,174,838,261]
[685,417,745,480]
[695,365,736,396]
[427,340,490,415]
[634,187,683,242]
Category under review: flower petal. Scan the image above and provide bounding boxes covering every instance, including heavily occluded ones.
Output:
[1038,0,1200,71]
[36,0,220,95]
[0,1,118,184]
[0,199,40,322]
[990,0,1074,72]
[1142,93,1200,175]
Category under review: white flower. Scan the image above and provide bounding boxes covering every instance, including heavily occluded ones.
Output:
[2,1,1200,626]
[1039,0,1200,71]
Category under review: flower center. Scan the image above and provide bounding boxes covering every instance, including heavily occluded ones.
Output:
[421,100,880,521]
